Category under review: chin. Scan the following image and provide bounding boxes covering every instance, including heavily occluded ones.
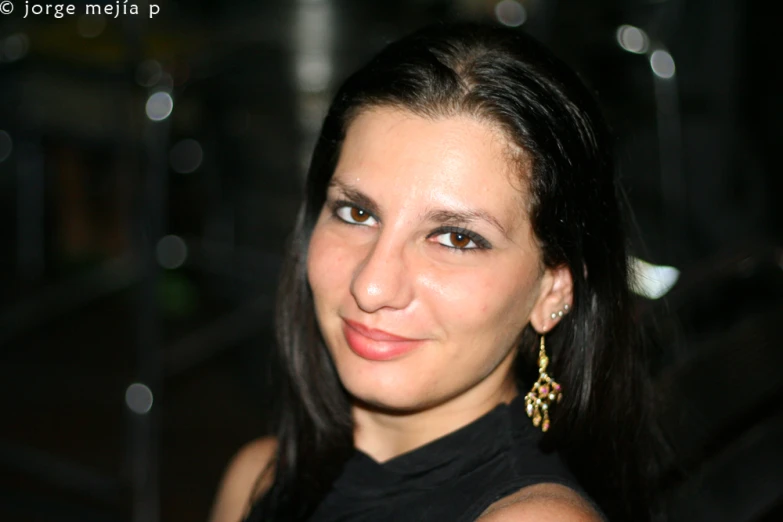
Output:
[349,388,437,415]
[331,351,437,413]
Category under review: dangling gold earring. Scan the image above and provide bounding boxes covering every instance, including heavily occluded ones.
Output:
[524,335,563,432]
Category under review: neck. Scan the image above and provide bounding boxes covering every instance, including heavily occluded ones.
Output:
[352,377,518,463]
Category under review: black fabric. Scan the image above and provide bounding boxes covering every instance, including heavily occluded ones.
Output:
[250,394,602,521]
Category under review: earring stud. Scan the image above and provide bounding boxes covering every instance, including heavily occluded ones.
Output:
[549,304,569,321]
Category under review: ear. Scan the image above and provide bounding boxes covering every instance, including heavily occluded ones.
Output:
[529,264,573,334]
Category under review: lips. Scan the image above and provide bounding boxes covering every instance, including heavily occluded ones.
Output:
[341,318,423,361]
[342,319,417,341]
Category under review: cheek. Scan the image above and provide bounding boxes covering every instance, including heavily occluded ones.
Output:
[422,263,537,333]
[308,228,338,292]
[307,223,358,305]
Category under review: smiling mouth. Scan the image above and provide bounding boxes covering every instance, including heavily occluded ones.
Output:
[341,319,424,361]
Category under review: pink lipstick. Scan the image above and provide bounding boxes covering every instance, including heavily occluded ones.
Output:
[342,319,423,361]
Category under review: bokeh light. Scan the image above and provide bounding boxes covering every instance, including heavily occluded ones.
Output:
[145,91,174,122]
[629,257,680,299]
[3,33,29,62]
[495,0,527,28]
[156,235,188,270]
[616,25,649,54]
[125,383,154,415]
[650,49,676,79]
[136,60,163,87]
[169,139,204,174]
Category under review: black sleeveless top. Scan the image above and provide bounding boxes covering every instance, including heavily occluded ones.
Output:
[251,394,603,521]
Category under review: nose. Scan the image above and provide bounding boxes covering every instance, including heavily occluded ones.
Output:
[350,233,414,313]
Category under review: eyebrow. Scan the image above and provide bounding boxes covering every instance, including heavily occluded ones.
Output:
[327,178,511,239]
[328,179,381,217]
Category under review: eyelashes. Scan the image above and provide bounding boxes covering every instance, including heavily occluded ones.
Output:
[434,227,492,251]
[333,203,378,227]
[327,199,492,253]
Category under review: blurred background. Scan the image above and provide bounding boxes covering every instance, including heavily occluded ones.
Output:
[0,0,780,521]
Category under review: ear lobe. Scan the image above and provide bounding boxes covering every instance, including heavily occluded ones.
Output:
[529,264,574,334]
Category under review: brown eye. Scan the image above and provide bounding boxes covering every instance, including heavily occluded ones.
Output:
[350,207,370,223]
[335,205,376,226]
[433,229,487,251]
[449,232,471,249]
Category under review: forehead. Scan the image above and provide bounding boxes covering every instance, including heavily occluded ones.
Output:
[334,107,530,221]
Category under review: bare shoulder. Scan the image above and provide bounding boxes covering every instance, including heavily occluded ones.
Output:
[476,483,604,522]
[208,437,278,522]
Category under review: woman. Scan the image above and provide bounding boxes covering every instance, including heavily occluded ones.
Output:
[210,22,665,522]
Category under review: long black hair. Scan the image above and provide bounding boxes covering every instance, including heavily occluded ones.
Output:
[248,22,665,522]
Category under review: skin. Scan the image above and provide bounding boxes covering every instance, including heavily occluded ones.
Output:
[208,107,600,522]
[307,106,573,462]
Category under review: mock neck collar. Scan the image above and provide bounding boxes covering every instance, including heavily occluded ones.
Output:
[333,394,533,498]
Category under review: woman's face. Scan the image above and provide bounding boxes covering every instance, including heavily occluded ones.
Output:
[307,107,551,412]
